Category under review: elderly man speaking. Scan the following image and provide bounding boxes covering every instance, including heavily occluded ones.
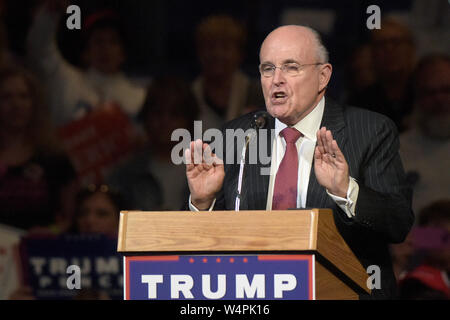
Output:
[185,25,413,299]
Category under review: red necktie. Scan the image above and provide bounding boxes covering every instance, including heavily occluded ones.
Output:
[272,127,302,210]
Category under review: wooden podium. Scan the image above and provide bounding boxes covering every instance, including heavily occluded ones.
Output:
[118,209,370,300]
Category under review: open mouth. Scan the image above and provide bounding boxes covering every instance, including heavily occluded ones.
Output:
[273,91,286,98]
[271,91,288,103]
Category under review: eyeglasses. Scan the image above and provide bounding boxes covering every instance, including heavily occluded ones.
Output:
[78,183,122,204]
[84,184,120,197]
[259,62,323,77]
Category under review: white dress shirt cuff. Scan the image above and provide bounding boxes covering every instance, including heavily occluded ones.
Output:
[188,195,216,212]
[326,177,359,218]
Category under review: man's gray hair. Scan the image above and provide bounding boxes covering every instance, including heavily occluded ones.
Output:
[260,25,330,63]
[305,26,329,63]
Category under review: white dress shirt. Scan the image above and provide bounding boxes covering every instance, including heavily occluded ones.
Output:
[190,97,359,218]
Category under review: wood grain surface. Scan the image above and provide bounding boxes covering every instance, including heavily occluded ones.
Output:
[315,261,358,300]
[117,209,370,297]
[316,210,370,294]
[118,210,315,252]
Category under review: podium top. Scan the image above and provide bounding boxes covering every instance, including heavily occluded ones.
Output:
[117,209,370,294]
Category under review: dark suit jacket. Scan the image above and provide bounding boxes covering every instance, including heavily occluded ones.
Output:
[200,98,414,299]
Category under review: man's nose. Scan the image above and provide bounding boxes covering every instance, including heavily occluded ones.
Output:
[272,67,286,86]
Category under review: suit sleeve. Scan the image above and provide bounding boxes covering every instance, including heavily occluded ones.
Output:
[353,117,414,243]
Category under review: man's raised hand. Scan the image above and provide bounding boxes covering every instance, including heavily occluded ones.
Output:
[314,127,349,198]
[185,139,225,210]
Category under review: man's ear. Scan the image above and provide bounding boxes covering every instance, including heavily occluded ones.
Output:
[318,63,332,92]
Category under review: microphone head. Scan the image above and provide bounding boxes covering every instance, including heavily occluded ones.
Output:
[251,111,269,129]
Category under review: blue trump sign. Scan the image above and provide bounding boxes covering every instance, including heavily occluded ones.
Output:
[20,233,123,300]
[124,254,314,300]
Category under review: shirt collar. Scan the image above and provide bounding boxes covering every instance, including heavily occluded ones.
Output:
[275,96,325,141]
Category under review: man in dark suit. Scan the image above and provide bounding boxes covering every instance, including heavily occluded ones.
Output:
[184,25,413,299]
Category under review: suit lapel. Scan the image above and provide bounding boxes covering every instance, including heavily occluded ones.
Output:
[306,98,347,208]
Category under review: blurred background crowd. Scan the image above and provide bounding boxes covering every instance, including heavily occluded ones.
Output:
[0,0,448,300]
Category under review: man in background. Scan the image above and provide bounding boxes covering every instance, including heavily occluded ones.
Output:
[400,54,450,213]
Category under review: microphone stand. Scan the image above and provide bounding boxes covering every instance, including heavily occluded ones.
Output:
[234,111,269,211]
[235,131,255,211]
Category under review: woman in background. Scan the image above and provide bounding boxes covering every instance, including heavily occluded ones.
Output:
[0,66,76,231]
[73,184,124,236]
[9,184,125,300]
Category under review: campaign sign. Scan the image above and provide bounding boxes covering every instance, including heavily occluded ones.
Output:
[20,233,123,300]
[58,103,136,185]
[124,255,314,300]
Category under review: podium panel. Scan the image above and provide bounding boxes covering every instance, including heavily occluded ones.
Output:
[124,254,314,300]
[118,209,370,300]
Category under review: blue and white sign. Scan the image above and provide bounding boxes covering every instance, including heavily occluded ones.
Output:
[124,255,315,300]
[20,233,123,299]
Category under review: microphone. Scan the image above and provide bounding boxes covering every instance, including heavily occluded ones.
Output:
[251,111,269,130]
[235,111,269,211]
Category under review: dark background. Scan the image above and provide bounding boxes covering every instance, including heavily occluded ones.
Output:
[3,0,419,77]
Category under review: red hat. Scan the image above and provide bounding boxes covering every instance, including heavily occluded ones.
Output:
[83,9,120,32]
[400,265,450,298]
